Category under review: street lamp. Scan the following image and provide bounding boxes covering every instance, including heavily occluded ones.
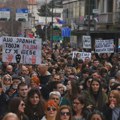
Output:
[45,0,48,41]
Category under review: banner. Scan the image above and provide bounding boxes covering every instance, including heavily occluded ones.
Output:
[95,39,114,53]
[82,35,91,49]
[2,36,41,64]
[72,51,91,61]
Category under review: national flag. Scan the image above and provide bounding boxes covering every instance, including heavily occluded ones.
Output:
[55,17,66,24]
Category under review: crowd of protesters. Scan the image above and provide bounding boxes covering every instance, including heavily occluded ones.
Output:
[0,41,120,120]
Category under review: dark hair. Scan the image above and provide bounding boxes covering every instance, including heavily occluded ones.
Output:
[73,95,86,117]
[89,78,105,111]
[8,97,23,118]
[56,105,72,120]
[18,82,28,90]
[25,88,45,119]
[88,110,105,120]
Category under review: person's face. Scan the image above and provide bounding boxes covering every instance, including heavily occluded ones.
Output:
[46,105,57,118]
[3,77,12,85]
[91,81,100,93]
[93,61,99,67]
[92,73,100,79]
[6,66,13,73]
[18,86,28,98]
[57,83,64,95]
[91,114,102,120]
[86,78,92,88]
[53,75,60,81]
[12,79,21,85]
[66,81,72,91]
[109,93,117,105]
[21,67,28,75]
[73,98,84,112]
[29,93,40,105]
[60,108,70,120]
[18,101,25,113]
[50,94,60,105]
[109,79,116,87]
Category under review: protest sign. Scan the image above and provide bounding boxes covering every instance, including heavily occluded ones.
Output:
[72,51,91,61]
[95,39,114,53]
[2,36,41,64]
[82,35,91,49]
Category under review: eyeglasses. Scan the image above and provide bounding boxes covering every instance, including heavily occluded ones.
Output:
[47,107,57,111]
[4,78,11,81]
[60,112,70,116]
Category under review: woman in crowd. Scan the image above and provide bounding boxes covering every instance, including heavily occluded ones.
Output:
[41,100,58,120]
[102,90,120,120]
[72,95,87,120]
[65,79,81,107]
[84,78,108,112]
[0,82,9,120]
[2,113,19,120]
[56,105,72,120]
[8,97,29,120]
[87,110,105,120]
[25,88,45,120]
[1,74,13,92]
[83,77,93,91]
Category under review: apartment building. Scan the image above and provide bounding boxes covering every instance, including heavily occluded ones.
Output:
[62,0,120,50]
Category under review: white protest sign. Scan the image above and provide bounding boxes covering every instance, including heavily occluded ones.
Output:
[95,39,114,53]
[72,51,91,61]
[2,36,41,64]
[82,35,91,49]
[0,37,2,45]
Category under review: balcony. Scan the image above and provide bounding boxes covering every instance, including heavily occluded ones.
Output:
[113,12,120,23]
[98,13,113,24]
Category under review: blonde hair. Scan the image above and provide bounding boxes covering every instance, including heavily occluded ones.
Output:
[2,113,19,120]
[109,90,120,106]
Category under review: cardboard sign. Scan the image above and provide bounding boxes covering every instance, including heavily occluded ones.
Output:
[95,39,114,53]
[72,51,91,61]
[2,36,41,64]
[82,35,91,49]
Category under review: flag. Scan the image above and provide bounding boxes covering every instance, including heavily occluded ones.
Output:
[56,17,66,24]
[61,27,71,37]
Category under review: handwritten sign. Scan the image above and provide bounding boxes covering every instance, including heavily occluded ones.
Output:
[82,35,91,49]
[2,36,41,64]
[95,39,114,53]
[72,51,91,61]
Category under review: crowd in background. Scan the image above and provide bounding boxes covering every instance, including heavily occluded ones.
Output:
[0,41,120,120]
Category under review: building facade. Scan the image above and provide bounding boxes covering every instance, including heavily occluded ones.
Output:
[62,0,120,50]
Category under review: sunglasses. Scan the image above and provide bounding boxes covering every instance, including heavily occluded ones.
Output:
[60,112,70,116]
[4,78,11,81]
[47,107,57,111]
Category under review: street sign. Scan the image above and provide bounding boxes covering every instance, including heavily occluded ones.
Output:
[0,8,10,21]
[93,9,99,14]
[16,8,28,22]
